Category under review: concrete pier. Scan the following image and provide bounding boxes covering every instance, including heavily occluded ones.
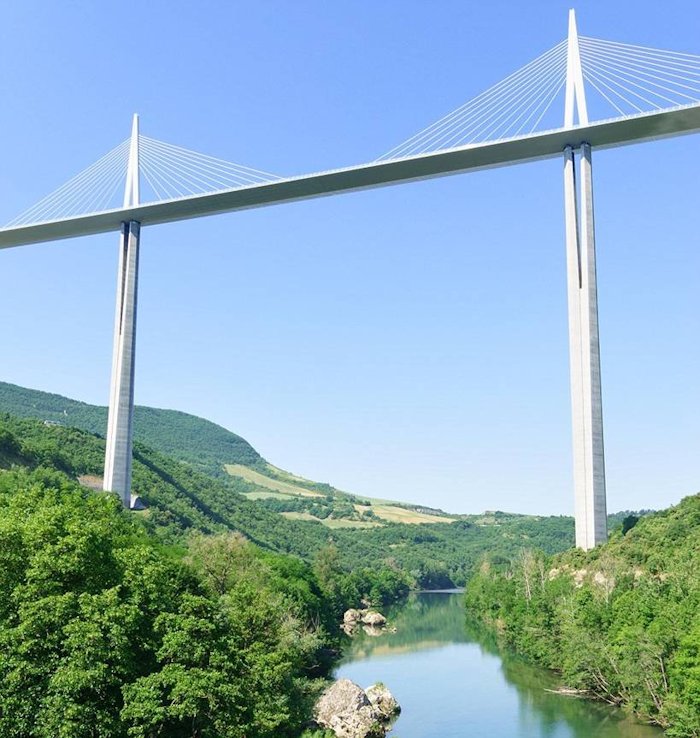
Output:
[103,220,140,507]
[563,143,608,549]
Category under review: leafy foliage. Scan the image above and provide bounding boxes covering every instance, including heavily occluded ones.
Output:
[465,493,700,736]
[0,412,579,593]
[0,381,263,478]
[0,467,331,737]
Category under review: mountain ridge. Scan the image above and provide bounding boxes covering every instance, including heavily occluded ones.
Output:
[0,380,263,474]
[0,379,648,533]
[0,380,459,525]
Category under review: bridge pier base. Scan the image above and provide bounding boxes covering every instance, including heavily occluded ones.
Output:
[103,220,141,507]
[563,143,608,549]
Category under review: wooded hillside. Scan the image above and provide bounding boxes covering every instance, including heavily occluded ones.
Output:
[465,494,700,735]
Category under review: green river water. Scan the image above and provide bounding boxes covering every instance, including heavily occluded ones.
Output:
[335,591,663,738]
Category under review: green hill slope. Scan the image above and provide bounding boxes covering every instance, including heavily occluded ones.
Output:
[0,464,342,738]
[0,381,464,526]
[0,381,263,475]
[0,410,580,587]
[465,492,700,734]
[0,412,320,551]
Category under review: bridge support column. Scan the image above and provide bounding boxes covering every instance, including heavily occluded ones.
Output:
[104,115,140,508]
[104,220,141,507]
[563,143,607,549]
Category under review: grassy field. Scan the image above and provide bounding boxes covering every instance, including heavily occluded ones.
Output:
[227,462,455,527]
[263,463,336,489]
[225,464,323,497]
[280,511,320,522]
[243,491,296,501]
[281,511,382,529]
[355,503,456,525]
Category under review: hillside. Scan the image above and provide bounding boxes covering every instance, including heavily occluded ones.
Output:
[0,380,263,474]
[465,492,700,735]
[0,411,581,587]
[0,462,345,737]
[0,380,457,527]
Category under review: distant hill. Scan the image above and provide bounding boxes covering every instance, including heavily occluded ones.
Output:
[0,411,583,586]
[0,380,458,527]
[0,380,647,539]
[0,381,262,474]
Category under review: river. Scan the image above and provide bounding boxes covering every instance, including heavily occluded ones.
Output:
[335,591,663,738]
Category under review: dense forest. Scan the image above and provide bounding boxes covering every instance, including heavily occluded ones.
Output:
[2,385,698,735]
[0,402,586,737]
[0,466,338,737]
[0,381,264,478]
[465,494,700,736]
[0,410,577,589]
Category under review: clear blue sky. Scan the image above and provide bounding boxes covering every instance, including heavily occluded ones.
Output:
[0,0,698,515]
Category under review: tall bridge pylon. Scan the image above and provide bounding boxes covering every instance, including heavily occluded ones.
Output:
[563,10,607,548]
[103,115,141,508]
[2,11,700,547]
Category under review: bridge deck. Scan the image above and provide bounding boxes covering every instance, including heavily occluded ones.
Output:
[1,104,699,250]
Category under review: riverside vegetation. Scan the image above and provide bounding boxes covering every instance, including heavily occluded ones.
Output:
[465,494,700,736]
[0,467,332,737]
[0,381,583,590]
[0,390,576,738]
[1,381,697,736]
[0,421,408,737]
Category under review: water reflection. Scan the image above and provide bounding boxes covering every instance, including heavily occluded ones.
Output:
[336,592,662,738]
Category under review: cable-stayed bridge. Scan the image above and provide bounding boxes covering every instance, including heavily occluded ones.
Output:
[2,11,699,549]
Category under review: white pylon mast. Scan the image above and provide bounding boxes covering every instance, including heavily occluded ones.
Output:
[564,8,588,128]
[104,115,142,508]
[123,114,140,207]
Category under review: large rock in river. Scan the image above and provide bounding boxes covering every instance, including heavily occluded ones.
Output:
[361,611,386,627]
[314,679,385,738]
[365,683,400,721]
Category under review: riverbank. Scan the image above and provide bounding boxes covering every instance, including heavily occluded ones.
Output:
[464,494,700,736]
[335,591,662,738]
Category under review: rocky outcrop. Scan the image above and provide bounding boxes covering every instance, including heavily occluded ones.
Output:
[343,608,363,625]
[342,608,388,636]
[341,609,362,635]
[365,683,400,721]
[361,611,386,627]
[314,679,399,738]
[315,679,384,738]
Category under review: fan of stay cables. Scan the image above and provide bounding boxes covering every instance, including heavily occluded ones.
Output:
[377,35,700,161]
[5,137,281,228]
